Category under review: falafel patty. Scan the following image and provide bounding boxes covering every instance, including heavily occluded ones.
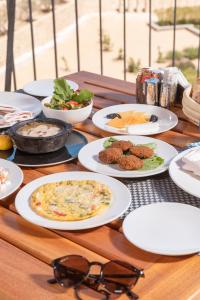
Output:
[130,145,154,158]
[99,147,123,164]
[109,140,133,152]
[118,155,144,170]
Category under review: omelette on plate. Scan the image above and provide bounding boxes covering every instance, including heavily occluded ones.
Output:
[30,180,112,221]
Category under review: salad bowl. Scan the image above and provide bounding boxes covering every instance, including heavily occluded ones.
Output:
[42,97,93,125]
[42,79,93,124]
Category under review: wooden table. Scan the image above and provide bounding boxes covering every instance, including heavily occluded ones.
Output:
[1,71,200,300]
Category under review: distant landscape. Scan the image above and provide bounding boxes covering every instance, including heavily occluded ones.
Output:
[1,0,200,90]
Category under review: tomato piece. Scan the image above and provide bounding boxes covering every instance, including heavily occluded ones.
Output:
[53,211,66,216]
[68,101,79,106]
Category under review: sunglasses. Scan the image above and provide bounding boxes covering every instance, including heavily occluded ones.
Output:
[48,255,144,300]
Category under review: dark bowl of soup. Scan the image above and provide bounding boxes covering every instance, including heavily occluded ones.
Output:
[9,118,72,154]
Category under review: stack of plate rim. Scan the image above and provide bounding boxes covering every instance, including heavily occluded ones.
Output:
[182,85,200,126]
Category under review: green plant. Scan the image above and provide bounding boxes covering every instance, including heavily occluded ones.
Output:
[116,48,124,60]
[102,33,112,51]
[165,50,183,61]
[127,58,141,73]
[175,60,196,84]
[156,47,166,63]
[61,56,69,71]
[155,6,200,26]
[183,47,198,60]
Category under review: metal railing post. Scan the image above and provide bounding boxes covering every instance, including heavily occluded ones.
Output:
[123,0,126,80]
[74,0,80,72]
[51,0,58,78]
[99,0,103,75]
[28,0,37,80]
[149,0,152,67]
[5,0,16,91]
[172,0,177,66]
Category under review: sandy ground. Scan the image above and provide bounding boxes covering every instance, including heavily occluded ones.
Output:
[0,0,199,90]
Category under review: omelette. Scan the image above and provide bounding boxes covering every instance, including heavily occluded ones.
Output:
[30,180,112,221]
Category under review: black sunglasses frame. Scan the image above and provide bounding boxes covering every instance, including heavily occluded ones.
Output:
[48,255,144,300]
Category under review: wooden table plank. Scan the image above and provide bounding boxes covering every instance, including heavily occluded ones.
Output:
[54,226,161,270]
[66,71,136,95]
[134,255,200,300]
[0,206,107,264]
[0,239,76,300]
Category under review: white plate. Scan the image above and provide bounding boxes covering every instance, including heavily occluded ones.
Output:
[0,159,23,200]
[23,79,79,97]
[78,136,178,178]
[0,92,42,128]
[92,104,178,135]
[15,171,131,230]
[123,202,200,255]
[169,147,200,198]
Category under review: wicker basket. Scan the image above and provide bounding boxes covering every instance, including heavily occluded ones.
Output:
[182,85,200,126]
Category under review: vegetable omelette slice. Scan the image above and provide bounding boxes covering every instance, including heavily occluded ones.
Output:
[30,180,112,221]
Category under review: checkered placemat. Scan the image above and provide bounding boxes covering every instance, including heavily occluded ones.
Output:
[119,141,200,218]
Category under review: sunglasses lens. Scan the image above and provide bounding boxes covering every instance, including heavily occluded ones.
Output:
[103,261,138,293]
[54,255,89,287]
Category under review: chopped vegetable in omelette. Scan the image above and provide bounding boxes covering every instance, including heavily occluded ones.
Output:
[107,111,149,129]
[30,180,112,221]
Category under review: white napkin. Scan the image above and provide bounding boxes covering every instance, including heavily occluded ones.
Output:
[127,122,160,135]
[182,148,200,176]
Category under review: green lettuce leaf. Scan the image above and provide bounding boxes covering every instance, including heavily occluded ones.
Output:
[73,89,93,103]
[140,155,164,171]
[103,137,117,148]
[52,79,74,103]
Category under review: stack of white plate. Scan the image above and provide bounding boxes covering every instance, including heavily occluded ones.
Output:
[182,85,200,126]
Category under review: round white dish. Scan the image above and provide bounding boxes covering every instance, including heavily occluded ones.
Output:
[0,159,23,200]
[23,79,79,97]
[42,97,93,124]
[0,92,42,128]
[92,104,178,135]
[15,171,131,230]
[78,135,178,178]
[123,202,200,256]
[169,147,200,198]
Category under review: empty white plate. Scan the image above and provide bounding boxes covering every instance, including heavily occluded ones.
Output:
[92,104,178,135]
[123,202,200,256]
[15,171,131,230]
[23,79,79,97]
[169,147,200,198]
[78,135,178,178]
[0,159,23,200]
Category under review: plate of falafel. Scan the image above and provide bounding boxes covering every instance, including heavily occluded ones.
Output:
[78,136,178,178]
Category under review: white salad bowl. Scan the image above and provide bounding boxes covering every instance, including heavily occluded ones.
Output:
[42,97,93,125]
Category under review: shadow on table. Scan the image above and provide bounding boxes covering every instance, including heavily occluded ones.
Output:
[30,274,67,294]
